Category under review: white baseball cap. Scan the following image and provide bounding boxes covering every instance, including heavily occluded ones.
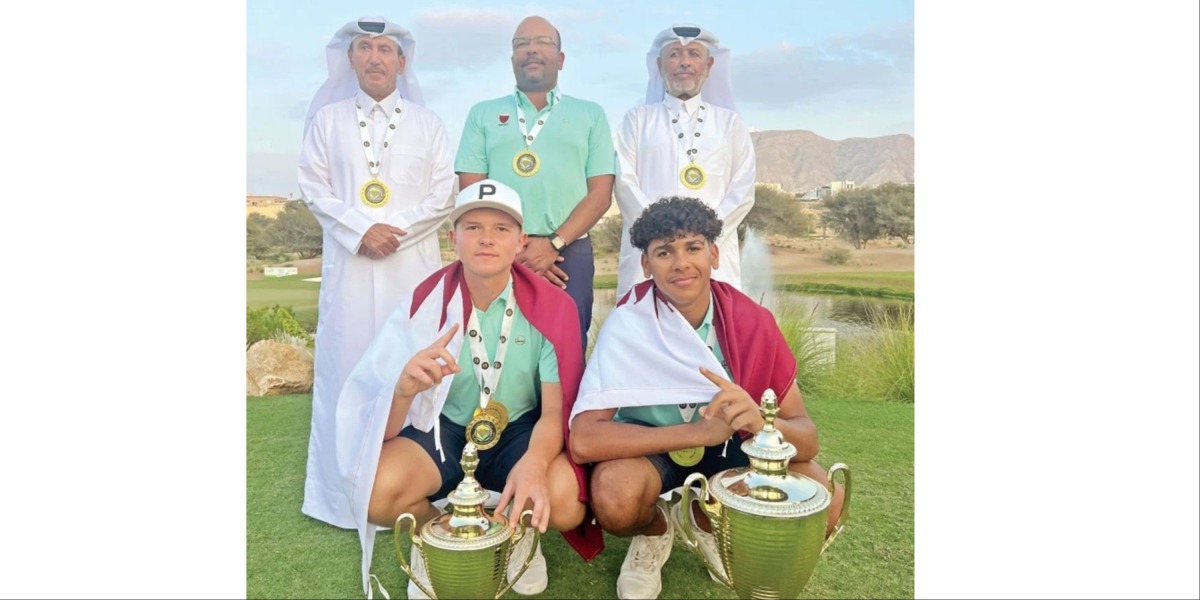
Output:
[450,180,524,226]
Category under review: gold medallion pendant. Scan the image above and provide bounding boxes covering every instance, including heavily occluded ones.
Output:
[360,179,391,208]
[680,164,707,190]
[669,446,704,467]
[466,401,510,451]
[512,149,540,177]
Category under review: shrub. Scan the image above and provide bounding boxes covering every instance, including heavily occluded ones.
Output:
[774,303,836,396]
[822,247,851,265]
[821,303,914,403]
[247,305,314,350]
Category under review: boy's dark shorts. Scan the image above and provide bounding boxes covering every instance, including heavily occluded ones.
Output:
[399,411,539,500]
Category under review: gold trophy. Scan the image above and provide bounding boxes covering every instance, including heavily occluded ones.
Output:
[394,443,540,599]
[678,390,851,599]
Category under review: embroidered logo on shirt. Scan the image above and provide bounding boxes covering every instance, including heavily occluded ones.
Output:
[515,335,527,345]
[498,114,510,125]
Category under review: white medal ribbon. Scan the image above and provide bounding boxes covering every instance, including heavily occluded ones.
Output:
[668,101,708,168]
[367,573,390,600]
[514,91,559,151]
[466,285,517,412]
[701,317,733,458]
[354,99,405,179]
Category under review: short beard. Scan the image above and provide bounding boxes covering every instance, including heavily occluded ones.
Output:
[663,74,704,99]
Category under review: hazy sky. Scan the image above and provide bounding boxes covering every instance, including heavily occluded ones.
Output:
[247,0,914,196]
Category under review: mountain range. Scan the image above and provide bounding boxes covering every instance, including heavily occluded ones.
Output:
[751,130,914,194]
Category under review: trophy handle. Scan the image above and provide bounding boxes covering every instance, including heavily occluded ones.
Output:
[680,473,732,589]
[820,462,852,554]
[394,513,437,599]
[495,509,540,599]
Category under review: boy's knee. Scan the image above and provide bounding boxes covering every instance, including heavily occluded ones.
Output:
[590,462,651,534]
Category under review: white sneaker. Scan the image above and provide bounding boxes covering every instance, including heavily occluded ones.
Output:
[406,546,432,600]
[671,501,725,583]
[506,533,548,595]
[616,503,674,600]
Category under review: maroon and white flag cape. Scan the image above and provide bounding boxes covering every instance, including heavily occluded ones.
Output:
[334,261,599,597]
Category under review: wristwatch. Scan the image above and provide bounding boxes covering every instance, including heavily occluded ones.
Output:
[549,232,566,251]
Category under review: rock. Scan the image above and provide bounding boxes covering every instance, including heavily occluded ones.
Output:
[247,340,314,396]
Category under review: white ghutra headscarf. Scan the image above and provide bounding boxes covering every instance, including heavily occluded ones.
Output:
[643,23,736,111]
[303,16,426,136]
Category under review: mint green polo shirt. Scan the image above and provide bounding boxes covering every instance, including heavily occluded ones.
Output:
[614,293,730,427]
[455,87,616,235]
[443,278,560,426]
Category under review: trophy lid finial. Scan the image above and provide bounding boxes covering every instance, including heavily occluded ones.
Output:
[461,442,480,478]
[761,389,779,428]
[443,443,492,538]
[742,388,797,471]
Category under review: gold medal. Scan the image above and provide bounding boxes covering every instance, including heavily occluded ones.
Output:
[669,446,704,467]
[680,164,706,190]
[512,149,540,177]
[360,179,390,207]
[466,401,510,451]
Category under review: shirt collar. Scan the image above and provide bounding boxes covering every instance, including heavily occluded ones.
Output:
[696,290,715,333]
[515,86,561,111]
[663,92,704,116]
[355,87,402,115]
[483,277,515,311]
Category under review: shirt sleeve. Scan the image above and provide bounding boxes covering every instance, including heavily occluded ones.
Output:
[297,108,378,253]
[538,332,560,384]
[712,112,756,228]
[454,104,490,175]
[584,103,617,178]
[392,114,456,250]
[614,108,654,213]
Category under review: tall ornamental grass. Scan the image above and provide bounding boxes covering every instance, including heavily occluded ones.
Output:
[777,300,914,403]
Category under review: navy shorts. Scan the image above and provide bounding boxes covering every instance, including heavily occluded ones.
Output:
[399,411,539,500]
[645,434,751,494]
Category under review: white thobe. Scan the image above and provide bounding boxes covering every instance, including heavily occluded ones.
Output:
[614,93,756,297]
[297,88,455,529]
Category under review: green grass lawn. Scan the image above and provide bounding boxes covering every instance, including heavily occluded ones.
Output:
[247,276,321,330]
[247,394,913,599]
[596,272,914,296]
[248,271,914,330]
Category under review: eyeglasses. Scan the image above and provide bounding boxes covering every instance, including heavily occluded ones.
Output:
[512,36,557,49]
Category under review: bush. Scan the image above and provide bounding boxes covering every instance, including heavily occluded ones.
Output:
[247,305,314,350]
[820,304,914,403]
[774,303,836,396]
[822,247,851,265]
[591,214,623,255]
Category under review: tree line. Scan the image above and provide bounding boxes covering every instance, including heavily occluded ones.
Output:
[249,182,914,261]
[247,201,323,260]
[820,182,914,249]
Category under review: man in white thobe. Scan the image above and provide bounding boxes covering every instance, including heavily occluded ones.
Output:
[297,16,455,530]
[614,24,756,297]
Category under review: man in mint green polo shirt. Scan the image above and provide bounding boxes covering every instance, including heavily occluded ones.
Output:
[456,15,616,346]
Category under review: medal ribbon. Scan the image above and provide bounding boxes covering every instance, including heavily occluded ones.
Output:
[679,308,722,424]
[466,284,517,411]
[668,100,708,167]
[514,91,559,151]
[354,99,405,179]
